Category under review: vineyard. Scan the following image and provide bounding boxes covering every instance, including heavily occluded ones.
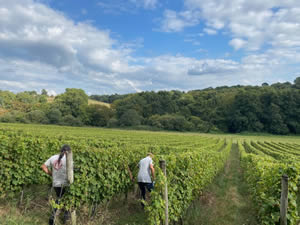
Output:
[0,123,300,224]
[0,123,231,224]
[238,140,300,224]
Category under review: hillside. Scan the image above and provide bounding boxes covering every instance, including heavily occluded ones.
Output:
[47,96,110,108]
[0,78,299,134]
[88,99,111,108]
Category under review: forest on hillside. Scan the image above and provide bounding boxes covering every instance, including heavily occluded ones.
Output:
[0,77,299,134]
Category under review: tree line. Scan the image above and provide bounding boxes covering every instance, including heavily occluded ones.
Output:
[0,77,299,134]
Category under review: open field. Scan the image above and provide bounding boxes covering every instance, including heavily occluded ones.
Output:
[1,123,299,143]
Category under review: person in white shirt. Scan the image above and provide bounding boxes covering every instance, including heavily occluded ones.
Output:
[137,153,155,206]
[41,144,71,225]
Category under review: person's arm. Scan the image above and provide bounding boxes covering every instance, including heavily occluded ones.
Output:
[150,163,155,181]
[127,165,134,182]
[41,164,52,176]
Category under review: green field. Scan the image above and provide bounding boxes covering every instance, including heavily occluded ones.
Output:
[1,122,300,143]
[0,123,299,224]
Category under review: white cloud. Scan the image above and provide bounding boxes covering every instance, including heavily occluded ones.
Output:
[0,0,299,95]
[203,28,217,35]
[130,0,158,9]
[97,1,137,14]
[157,0,300,85]
[0,0,144,93]
[159,0,300,55]
[182,0,300,52]
[188,59,239,76]
[143,0,158,9]
[160,10,187,32]
[159,10,200,32]
[97,0,158,14]
[0,80,28,89]
[229,38,247,50]
[184,38,200,45]
[46,89,57,96]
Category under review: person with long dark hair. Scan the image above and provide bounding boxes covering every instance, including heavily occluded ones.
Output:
[41,144,71,225]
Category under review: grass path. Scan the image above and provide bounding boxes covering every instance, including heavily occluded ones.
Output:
[183,143,258,225]
[112,143,259,225]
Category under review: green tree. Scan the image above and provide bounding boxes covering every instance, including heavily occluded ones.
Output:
[294,77,300,89]
[47,108,62,124]
[119,109,142,126]
[26,110,48,124]
[0,111,28,123]
[0,91,16,109]
[107,118,119,127]
[54,88,88,118]
[268,103,289,134]
[16,91,38,104]
[61,115,83,126]
[41,89,48,96]
[148,114,193,131]
[229,90,263,132]
[86,104,114,127]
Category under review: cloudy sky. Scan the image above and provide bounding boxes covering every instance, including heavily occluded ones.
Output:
[0,0,299,95]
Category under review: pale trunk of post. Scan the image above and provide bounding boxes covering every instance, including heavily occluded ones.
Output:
[160,160,168,225]
[280,174,288,225]
[66,150,76,225]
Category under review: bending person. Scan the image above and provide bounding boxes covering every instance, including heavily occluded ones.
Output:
[137,153,155,207]
[41,144,71,225]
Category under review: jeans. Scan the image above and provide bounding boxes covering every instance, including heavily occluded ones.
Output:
[49,187,70,225]
[138,182,154,202]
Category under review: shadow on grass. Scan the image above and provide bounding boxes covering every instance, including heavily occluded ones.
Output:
[0,184,148,225]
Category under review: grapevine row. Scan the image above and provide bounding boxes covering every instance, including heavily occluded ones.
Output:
[0,125,231,224]
[238,141,300,225]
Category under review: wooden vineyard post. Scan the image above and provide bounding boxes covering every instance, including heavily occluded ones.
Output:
[159,160,169,225]
[280,174,288,225]
[19,187,24,207]
[66,150,76,225]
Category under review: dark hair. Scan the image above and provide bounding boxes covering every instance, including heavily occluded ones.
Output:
[58,144,71,164]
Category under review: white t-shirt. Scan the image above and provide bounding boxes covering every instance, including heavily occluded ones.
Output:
[137,156,153,183]
[44,154,68,187]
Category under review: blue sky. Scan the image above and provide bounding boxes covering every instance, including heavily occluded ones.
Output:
[0,0,299,95]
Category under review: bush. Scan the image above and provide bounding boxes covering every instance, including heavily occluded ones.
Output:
[107,118,119,128]
[0,113,16,123]
[47,109,62,124]
[26,110,48,124]
[0,111,29,124]
[61,115,83,126]
[86,105,114,127]
[148,114,194,131]
[119,109,142,127]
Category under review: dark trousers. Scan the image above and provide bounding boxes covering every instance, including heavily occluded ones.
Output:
[49,187,70,225]
[138,182,153,201]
